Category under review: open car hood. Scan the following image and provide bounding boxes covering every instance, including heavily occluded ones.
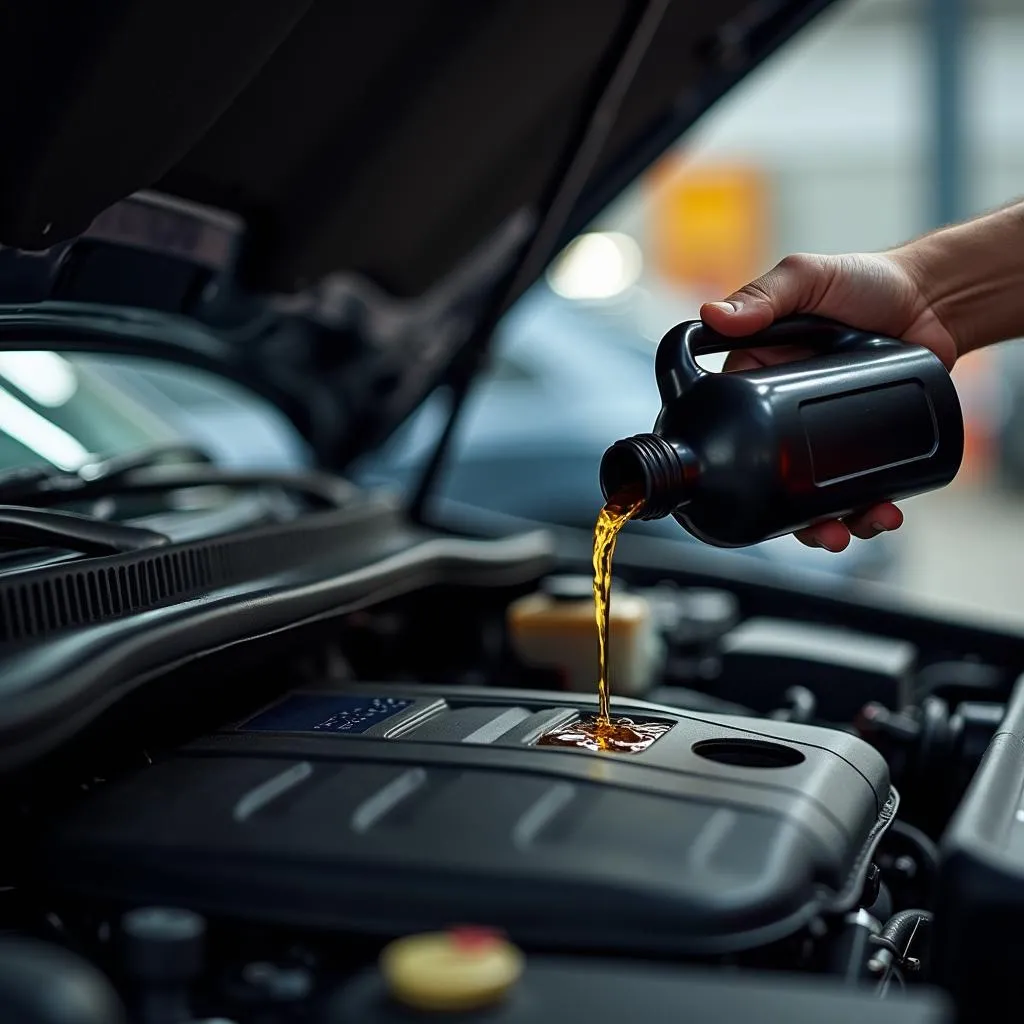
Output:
[0,0,835,470]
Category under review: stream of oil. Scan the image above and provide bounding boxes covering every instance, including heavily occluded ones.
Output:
[592,495,642,724]
[537,493,672,754]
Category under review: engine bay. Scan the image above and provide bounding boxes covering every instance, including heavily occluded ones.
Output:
[36,685,894,959]
[1,503,1022,1024]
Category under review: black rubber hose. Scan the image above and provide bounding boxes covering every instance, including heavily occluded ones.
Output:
[881,909,933,960]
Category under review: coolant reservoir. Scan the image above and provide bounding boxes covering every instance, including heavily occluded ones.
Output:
[507,575,663,697]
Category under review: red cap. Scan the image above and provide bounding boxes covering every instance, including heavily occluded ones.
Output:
[447,926,503,954]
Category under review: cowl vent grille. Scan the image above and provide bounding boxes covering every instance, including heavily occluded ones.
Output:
[0,507,375,644]
[0,544,229,642]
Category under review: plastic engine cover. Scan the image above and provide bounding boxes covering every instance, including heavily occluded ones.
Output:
[35,686,894,956]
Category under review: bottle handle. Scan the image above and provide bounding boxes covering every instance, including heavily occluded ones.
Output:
[655,314,898,401]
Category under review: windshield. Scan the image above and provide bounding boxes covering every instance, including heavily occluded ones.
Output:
[0,352,310,473]
[0,352,171,469]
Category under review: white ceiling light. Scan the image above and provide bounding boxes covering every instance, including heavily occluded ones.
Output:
[0,351,78,407]
[0,384,89,469]
[547,231,643,301]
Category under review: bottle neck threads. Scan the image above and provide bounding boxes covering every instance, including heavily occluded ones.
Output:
[599,433,695,520]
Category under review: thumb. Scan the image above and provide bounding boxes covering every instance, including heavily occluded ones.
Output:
[700,254,830,337]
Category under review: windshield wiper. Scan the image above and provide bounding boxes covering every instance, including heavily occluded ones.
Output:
[0,443,213,504]
[0,444,357,510]
[0,506,168,555]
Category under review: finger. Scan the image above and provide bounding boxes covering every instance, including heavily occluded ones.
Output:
[700,253,831,337]
[701,298,775,336]
[845,502,904,540]
[794,520,851,552]
[721,350,765,372]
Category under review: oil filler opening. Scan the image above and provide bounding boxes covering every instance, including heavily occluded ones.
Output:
[692,739,805,769]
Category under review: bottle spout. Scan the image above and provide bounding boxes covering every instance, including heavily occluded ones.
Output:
[599,433,696,520]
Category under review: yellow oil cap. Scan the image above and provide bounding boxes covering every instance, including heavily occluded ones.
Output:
[380,927,524,1012]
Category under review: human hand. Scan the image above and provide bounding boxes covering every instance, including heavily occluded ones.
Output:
[700,251,960,552]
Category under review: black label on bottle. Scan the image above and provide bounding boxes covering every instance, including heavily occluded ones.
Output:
[801,381,938,484]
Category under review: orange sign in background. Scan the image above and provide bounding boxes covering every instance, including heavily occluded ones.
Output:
[646,158,769,300]
[951,350,997,487]
[645,156,994,487]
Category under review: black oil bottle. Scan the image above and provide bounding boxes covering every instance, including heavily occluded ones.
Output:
[599,316,964,548]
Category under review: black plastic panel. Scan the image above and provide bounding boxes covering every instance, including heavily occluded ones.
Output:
[330,958,951,1024]
[935,674,1024,1014]
[0,0,835,297]
[37,685,893,957]
[0,506,553,774]
[715,618,915,718]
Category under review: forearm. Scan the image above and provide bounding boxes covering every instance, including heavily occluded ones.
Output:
[894,199,1024,356]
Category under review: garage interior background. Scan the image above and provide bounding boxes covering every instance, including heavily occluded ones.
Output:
[547,0,1024,626]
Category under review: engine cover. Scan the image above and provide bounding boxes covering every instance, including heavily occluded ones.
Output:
[36,686,894,956]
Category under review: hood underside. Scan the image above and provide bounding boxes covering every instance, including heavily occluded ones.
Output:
[0,0,836,466]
